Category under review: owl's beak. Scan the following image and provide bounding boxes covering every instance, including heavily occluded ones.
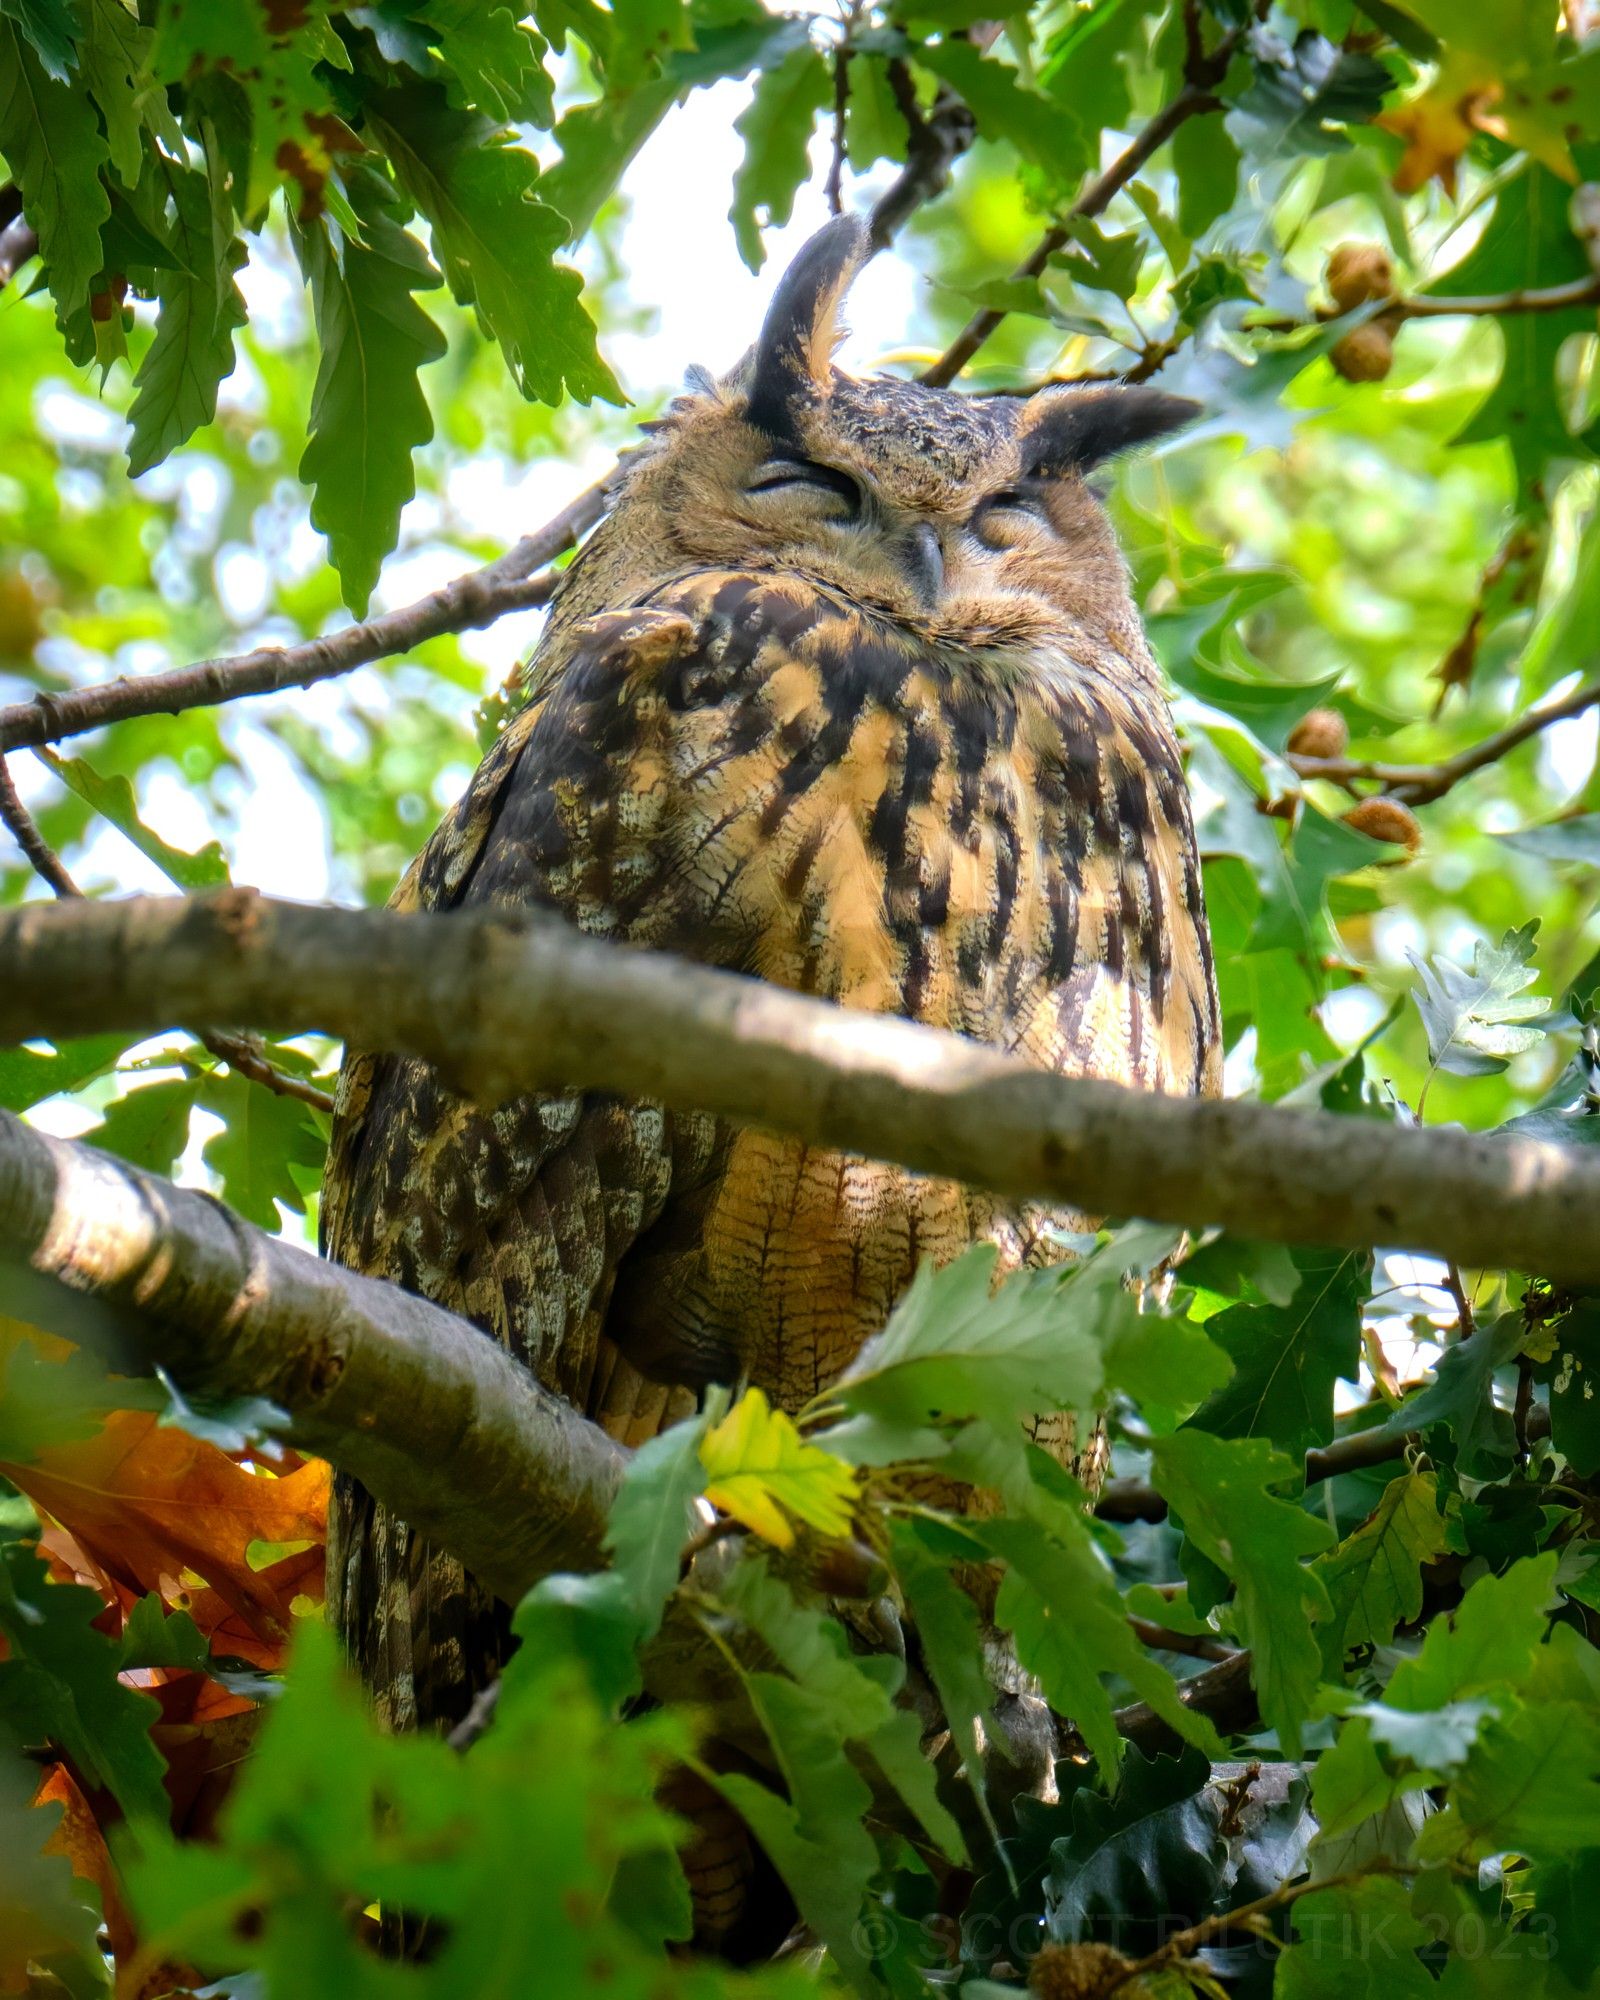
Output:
[899,521,945,607]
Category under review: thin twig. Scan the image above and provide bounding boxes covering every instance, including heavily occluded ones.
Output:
[0,755,334,1112]
[826,47,850,217]
[0,493,590,756]
[1108,1860,1422,1993]
[1290,676,1600,805]
[1128,1614,1237,1663]
[919,20,1241,387]
[0,214,38,292]
[1098,1402,1552,1524]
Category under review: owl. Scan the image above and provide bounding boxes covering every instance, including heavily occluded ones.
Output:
[321,214,1220,1776]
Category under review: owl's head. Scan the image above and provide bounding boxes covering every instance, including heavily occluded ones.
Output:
[562,216,1195,655]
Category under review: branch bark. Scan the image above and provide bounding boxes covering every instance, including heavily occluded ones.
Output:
[0,1109,624,1599]
[1289,677,1600,804]
[5,890,1600,1283]
[0,485,599,756]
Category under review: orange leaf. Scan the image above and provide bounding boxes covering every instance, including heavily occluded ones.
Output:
[3,1413,328,1666]
[35,1761,134,1963]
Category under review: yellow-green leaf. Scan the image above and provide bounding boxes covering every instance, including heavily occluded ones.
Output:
[699,1388,857,1549]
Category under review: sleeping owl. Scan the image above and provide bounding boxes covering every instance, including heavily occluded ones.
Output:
[320,216,1221,1761]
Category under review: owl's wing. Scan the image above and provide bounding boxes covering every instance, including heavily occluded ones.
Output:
[322,606,710,1736]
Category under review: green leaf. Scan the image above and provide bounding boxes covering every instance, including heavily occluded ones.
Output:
[0,1335,157,1462]
[1546,1301,1600,1474]
[1314,1471,1454,1668]
[0,18,110,321]
[1186,1247,1365,1459]
[0,1033,126,1113]
[822,1247,1103,1456]
[0,0,80,84]
[1043,1745,1225,1947]
[717,1552,964,1862]
[1428,1700,1600,1859]
[979,1511,1224,1783]
[1431,164,1600,489]
[889,1516,1001,1833]
[88,1075,200,1176]
[606,0,693,88]
[79,0,150,187]
[729,41,829,272]
[844,52,910,171]
[291,174,446,616]
[412,0,554,125]
[539,76,680,239]
[373,81,619,407]
[1346,1694,1496,1772]
[1172,110,1239,240]
[1410,920,1552,1082]
[1275,1874,1433,2000]
[1375,1314,1521,1481]
[1233,29,1391,156]
[126,148,246,478]
[1503,813,1600,869]
[196,1070,326,1229]
[708,1672,879,1980]
[1385,1553,1558,1712]
[916,39,1089,192]
[37,749,231,889]
[513,1405,706,1708]
[1097,1289,1232,1433]
[0,1540,167,1821]
[117,1592,210,1672]
[1149,1430,1333,1755]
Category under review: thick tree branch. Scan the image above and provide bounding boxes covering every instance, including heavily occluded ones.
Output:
[5,891,1600,1283]
[0,755,333,1112]
[0,1110,624,1599]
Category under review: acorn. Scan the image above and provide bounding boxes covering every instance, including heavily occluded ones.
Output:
[1341,796,1423,855]
[1287,707,1350,761]
[1326,241,1396,311]
[1330,321,1395,382]
[1029,1941,1146,2000]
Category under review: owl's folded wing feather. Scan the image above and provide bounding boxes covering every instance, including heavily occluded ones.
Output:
[321,606,711,1736]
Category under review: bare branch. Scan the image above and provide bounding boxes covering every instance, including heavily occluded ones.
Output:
[1290,676,1600,804]
[4,891,1600,1283]
[0,1109,625,1599]
[0,486,597,756]
[919,20,1241,389]
[1097,1403,1554,1524]
[0,214,37,293]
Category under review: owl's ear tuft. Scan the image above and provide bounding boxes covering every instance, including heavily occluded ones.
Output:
[1021,385,1200,475]
[746,215,870,439]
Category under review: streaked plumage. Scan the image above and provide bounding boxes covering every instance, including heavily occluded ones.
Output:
[322,220,1220,1825]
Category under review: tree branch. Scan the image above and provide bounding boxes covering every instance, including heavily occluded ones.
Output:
[0,1110,625,1600]
[1290,676,1600,804]
[919,23,1241,389]
[0,756,333,1112]
[0,214,37,293]
[0,486,597,756]
[5,891,1600,1283]
[1097,1403,1554,1524]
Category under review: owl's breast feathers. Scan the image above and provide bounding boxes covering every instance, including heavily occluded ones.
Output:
[324,570,1220,1426]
